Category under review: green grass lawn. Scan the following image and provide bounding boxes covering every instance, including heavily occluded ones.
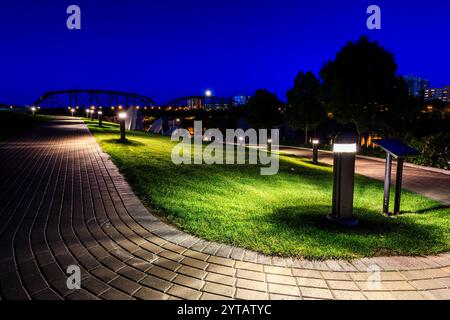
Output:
[85,119,450,259]
[0,111,53,142]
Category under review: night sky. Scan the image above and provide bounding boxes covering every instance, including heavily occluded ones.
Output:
[1,0,449,105]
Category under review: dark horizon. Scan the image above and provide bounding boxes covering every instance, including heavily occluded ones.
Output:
[1,0,449,106]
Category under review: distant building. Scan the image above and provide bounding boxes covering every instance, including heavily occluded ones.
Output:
[403,74,430,97]
[233,96,250,106]
[424,86,450,102]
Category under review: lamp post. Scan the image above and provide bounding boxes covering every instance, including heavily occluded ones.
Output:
[98,111,103,127]
[267,138,272,153]
[90,109,95,121]
[329,132,358,227]
[118,112,127,142]
[312,139,319,164]
[31,106,37,116]
[70,108,75,117]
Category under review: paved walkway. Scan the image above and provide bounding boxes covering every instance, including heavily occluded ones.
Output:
[279,147,450,205]
[0,117,449,300]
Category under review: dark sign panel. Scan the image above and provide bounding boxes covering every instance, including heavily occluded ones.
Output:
[373,139,419,158]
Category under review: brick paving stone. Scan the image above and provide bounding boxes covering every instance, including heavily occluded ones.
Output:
[235,288,268,300]
[332,290,366,300]
[235,261,262,272]
[207,263,236,277]
[410,279,447,290]
[1,117,449,301]
[203,282,234,297]
[181,257,209,270]
[264,265,292,276]
[236,269,265,282]
[168,284,202,300]
[109,277,141,295]
[327,280,360,291]
[140,275,172,293]
[201,292,233,300]
[208,255,235,267]
[133,287,168,300]
[300,287,334,300]
[236,278,267,292]
[205,273,235,287]
[173,275,205,290]
[177,265,207,280]
[266,274,297,286]
[296,277,328,289]
[267,283,300,297]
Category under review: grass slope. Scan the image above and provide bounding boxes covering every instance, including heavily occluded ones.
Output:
[85,119,450,259]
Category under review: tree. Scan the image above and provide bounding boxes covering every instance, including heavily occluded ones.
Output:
[245,89,283,129]
[285,71,326,143]
[320,36,408,136]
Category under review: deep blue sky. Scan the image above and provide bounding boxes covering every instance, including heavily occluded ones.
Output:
[0,0,449,105]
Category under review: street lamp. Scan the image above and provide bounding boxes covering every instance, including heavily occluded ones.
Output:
[312,139,319,164]
[70,108,75,117]
[90,109,95,121]
[205,90,212,97]
[329,132,358,227]
[118,112,127,142]
[98,111,103,127]
[267,138,272,153]
[31,106,37,116]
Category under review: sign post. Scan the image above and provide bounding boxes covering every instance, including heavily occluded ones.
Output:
[373,139,418,215]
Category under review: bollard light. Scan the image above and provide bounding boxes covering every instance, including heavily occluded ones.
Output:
[118,112,127,142]
[31,106,37,116]
[70,108,75,116]
[329,132,358,227]
[312,139,319,164]
[90,109,94,121]
[267,138,272,152]
[98,111,103,127]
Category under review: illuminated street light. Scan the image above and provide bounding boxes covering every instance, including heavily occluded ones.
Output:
[312,139,319,164]
[329,132,358,227]
[31,106,37,116]
[70,108,75,116]
[267,138,272,152]
[205,90,212,97]
[118,112,127,142]
[98,111,103,127]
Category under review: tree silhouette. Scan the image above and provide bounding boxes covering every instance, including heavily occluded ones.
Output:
[246,89,283,130]
[320,36,407,136]
[285,71,326,143]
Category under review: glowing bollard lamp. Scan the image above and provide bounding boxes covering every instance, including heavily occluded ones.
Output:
[98,111,103,127]
[90,109,95,121]
[312,138,319,164]
[70,108,75,117]
[118,112,127,142]
[328,132,358,227]
[31,106,37,116]
[267,138,272,153]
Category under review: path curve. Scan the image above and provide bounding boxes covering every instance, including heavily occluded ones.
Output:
[0,117,449,300]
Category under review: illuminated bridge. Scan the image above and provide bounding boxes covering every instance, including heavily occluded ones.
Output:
[33,89,159,109]
[165,96,243,111]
